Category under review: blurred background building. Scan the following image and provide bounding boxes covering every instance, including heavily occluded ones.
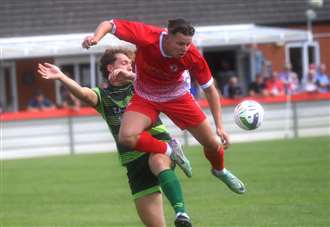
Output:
[0,0,329,111]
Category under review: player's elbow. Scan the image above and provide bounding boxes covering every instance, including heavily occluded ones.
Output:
[100,20,113,32]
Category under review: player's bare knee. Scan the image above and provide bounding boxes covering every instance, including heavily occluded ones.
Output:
[118,134,137,149]
[149,154,171,175]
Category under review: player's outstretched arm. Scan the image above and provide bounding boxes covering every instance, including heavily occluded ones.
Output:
[82,20,114,49]
[203,83,231,149]
[37,63,98,107]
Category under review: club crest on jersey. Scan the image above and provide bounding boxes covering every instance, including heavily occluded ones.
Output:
[170,64,178,72]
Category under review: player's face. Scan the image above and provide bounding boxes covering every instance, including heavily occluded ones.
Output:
[107,53,134,86]
[113,53,133,72]
[166,33,193,59]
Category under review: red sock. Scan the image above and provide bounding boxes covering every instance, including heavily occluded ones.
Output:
[134,131,167,154]
[203,146,224,170]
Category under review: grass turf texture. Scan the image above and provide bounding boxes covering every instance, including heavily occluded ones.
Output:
[1,137,329,227]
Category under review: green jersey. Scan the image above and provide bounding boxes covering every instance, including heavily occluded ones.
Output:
[93,83,171,165]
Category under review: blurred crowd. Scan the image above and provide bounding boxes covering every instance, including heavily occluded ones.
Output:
[244,64,330,98]
[189,61,329,100]
[187,44,330,100]
[234,63,327,99]
[25,86,81,112]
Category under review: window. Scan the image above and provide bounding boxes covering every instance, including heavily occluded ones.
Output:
[54,55,102,106]
[0,62,17,112]
[285,41,320,82]
[203,48,238,93]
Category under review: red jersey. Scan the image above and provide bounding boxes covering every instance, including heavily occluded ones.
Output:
[265,79,285,96]
[111,19,213,102]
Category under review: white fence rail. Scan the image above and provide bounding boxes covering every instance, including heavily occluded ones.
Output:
[1,100,329,160]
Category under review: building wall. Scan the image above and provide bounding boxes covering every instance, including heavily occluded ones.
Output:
[313,24,330,72]
[258,23,330,77]
[259,43,286,74]
[2,0,330,38]
[290,23,330,75]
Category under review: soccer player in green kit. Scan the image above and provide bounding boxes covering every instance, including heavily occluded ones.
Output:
[37,48,192,227]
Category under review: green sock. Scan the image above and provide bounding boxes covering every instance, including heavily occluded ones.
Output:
[158,169,186,214]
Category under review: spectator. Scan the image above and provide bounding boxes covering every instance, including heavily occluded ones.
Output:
[279,63,299,95]
[214,60,235,93]
[27,90,55,112]
[250,43,266,76]
[315,64,330,93]
[309,63,317,71]
[60,85,81,111]
[248,74,268,97]
[265,72,285,96]
[223,76,243,99]
[302,69,318,93]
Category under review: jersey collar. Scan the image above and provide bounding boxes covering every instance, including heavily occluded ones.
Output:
[160,31,172,58]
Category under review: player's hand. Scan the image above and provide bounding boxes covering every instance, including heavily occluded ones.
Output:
[37,63,64,80]
[109,69,125,83]
[110,69,135,84]
[82,35,98,49]
[216,127,231,149]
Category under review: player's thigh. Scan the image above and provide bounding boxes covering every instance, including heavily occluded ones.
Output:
[187,118,220,151]
[120,110,152,137]
[120,94,159,137]
[134,193,165,227]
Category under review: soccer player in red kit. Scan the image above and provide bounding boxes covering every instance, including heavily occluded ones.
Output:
[83,18,246,195]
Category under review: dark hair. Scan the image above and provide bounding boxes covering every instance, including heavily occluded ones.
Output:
[99,48,134,80]
[167,18,195,36]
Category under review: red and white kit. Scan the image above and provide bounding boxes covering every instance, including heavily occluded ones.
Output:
[111,19,214,128]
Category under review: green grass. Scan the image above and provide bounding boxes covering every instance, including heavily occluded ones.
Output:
[1,137,329,227]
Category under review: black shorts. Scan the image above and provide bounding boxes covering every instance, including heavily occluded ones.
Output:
[126,154,161,199]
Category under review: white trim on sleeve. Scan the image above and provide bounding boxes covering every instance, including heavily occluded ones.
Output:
[200,77,214,89]
[159,32,171,58]
[109,20,116,34]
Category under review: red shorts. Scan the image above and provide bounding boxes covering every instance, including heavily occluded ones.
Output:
[126,93,206,129]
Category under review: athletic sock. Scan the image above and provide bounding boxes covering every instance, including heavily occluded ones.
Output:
[176,212,190,219]
[134,131,167,154]
[212,167,228,176]
[165,144,173,156]
[158,169,186,214]
[203,146,225,170]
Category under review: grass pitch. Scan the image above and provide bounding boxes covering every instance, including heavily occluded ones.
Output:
[1,137,329,227]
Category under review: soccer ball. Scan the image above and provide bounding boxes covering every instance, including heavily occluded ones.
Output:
[234,100,264,130]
